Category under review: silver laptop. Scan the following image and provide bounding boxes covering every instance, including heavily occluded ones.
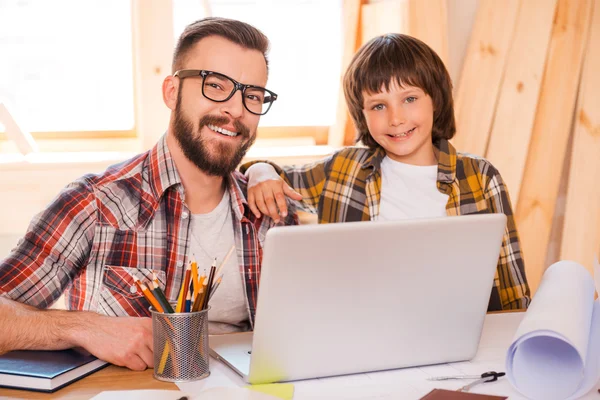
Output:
[210,214,506,384]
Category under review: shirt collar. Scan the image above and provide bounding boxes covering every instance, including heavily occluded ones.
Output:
[226,172,252,222]
[360,139,456,184]
[147,133,183,200]
[434,139,456,184]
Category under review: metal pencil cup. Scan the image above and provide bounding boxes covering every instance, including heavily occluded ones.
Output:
[151,306,210,382]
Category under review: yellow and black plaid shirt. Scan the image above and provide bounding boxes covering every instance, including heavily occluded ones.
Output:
[242,139,530,311]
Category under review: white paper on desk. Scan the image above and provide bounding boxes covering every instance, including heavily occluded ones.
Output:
[506,260,600,400]
[91,388,281,400]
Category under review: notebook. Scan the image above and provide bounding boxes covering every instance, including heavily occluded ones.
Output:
[0,348,109,392]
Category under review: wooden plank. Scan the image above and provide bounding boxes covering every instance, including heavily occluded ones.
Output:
[452,0,520,156]
[560,0,600,276]
[408,0,448,66]
[328,0,364,147]
[361,0,408,44]
[516,0,593,296]
[485,0,558,205]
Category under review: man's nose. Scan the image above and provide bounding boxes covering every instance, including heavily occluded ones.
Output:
[220,90,244,119]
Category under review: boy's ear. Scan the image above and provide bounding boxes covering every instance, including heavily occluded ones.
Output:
[162,75,179,111]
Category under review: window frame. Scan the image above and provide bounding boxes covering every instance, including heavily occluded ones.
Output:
[0,0,332,148]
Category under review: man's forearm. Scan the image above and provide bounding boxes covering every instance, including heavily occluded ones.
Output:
[0,297,88,354]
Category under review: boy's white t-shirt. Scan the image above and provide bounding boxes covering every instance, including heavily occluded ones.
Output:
[376,156,449,221]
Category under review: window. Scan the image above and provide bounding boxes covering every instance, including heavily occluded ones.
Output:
[0,0,134,139]
[173,0,343,131]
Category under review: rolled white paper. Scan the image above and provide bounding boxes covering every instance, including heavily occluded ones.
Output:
[506,260,600,400]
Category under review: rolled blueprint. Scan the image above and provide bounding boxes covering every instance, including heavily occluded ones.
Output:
[506,260,600,400]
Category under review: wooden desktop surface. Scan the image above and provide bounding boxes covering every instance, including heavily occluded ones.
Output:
[0,310,523,399]
[0,365,176,400]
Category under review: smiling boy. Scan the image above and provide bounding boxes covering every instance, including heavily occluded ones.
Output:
[242,33,530,311]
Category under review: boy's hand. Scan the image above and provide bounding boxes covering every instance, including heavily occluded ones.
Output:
[246,163,302,222]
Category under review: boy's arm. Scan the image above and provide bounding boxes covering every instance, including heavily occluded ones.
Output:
[484,169,531,310]
[241,156,332,220]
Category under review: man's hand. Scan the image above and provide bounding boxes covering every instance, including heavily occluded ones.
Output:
[0,297,154,371]
[72,314,154,371]
[246,163,302,222]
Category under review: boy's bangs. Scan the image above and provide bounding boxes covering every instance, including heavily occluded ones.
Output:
[361,51,427,96]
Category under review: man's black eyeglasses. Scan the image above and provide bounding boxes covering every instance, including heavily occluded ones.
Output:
[173,69,278,116]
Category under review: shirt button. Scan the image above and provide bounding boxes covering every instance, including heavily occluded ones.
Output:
[176,261,184,267]
[130,285,138,294]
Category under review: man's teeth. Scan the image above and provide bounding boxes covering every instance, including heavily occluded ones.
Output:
[391,128,415,138]
[208,124,238,137]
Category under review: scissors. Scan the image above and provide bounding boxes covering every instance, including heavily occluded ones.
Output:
[428,371,506,393]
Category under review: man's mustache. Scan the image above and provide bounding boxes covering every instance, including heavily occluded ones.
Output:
[198,115,250,139]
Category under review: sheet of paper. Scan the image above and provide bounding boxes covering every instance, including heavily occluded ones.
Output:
[91,390,191,400]
[506,260,598,399]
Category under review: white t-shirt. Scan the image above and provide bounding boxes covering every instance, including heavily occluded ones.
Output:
[189,191,249,334]
[376,156,449,221]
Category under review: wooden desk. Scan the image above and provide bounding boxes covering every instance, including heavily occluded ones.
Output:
[0,366,176,400]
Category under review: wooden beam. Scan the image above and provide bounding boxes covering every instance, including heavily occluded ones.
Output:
[408,0,449,66]
[516,0,593,296]
[560,0,600,276]
[485,0,558,205]
[361,0,407,44]
[452,0,520,156]
[328,0,364,147]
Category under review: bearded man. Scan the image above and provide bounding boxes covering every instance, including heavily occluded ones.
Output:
[0,17,297,371]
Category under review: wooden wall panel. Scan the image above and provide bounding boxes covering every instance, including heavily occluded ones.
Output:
[485,0,558,205]
[560,0,600,275]
[361,0,407,44]
[408,0,448,66]
[516,0,593,295]
[328,0,364,147]
[452,0,520,157]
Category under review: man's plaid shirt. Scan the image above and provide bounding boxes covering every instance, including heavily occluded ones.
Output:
[0,135,296,326]
[242,139,530,311]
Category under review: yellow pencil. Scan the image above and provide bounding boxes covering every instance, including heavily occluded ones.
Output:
[176,264,191,313]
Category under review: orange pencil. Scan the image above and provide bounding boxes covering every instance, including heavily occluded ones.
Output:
[191,258,199,300]
[192,286,204,312]
[134,276,163,313]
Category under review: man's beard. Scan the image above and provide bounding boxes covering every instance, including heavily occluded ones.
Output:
[172,93,256,177]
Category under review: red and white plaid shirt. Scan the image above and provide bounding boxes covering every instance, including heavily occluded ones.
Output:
[0,135,297,326]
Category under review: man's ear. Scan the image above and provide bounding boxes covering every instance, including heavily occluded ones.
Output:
[163,75,179,111]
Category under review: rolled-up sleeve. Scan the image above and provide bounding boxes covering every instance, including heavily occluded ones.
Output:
[0,179,97,309]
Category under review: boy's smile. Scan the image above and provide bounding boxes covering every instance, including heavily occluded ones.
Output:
[362,82,436,166]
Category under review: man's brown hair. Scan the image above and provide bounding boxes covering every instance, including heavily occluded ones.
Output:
[172,17,270,73]
[343,33,456,150]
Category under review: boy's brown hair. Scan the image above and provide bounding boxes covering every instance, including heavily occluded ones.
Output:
[343,33,456,150]
[172,17,270,74]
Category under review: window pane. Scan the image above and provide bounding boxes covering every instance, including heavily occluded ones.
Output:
[0,0,134,132]
[173,0,342,127]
